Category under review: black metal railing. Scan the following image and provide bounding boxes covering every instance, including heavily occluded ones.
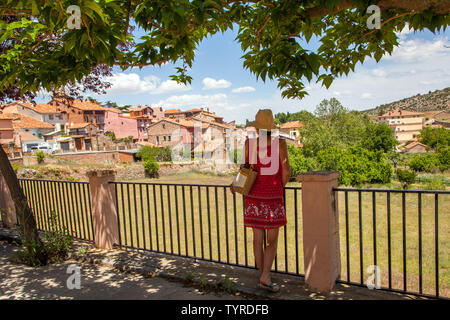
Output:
[110,182,304,276]
[334,187,449,299]
[11,178,448,299]
[18,178,94,242]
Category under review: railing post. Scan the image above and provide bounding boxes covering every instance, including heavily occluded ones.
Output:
[0,173,16,228]
[297,170,341,292]
[87,170,119,249]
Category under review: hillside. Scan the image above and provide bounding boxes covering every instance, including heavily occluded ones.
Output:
[363,87,450,116]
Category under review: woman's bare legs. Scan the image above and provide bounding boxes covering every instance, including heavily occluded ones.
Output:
[252,228,280,286]
[260,228,279,286]
[252,229,265,277]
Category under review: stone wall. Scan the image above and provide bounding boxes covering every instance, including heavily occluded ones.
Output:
[16,161,238,182]
[23,151,121,165]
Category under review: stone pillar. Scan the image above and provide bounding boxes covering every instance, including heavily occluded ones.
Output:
[0,173,17,228]
[87,170,119,249]
[297,170,341,292]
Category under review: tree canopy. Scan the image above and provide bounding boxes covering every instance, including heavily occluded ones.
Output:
[1,0,449,102]
[418,126,450,151]
[300,98,370,155]
[274,110,314,124]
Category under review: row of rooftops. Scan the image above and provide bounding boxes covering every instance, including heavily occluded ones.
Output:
[377,109,450,119]
[0,98,233,133]
[2,99,226,119]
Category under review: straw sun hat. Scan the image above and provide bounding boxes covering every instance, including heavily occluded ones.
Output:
[249,109,279,130]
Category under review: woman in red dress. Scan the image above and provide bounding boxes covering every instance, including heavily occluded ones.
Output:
[233,109,291,293]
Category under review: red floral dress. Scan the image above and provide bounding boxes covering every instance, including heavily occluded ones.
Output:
[244,137,287,229]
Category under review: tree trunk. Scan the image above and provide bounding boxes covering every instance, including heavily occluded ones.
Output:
[0,146,47,263]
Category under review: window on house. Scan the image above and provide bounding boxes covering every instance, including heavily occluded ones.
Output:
[156,136,159,144]
[168,135,171,141]
[162,124,165,129]
[164,136,167,141]
[49,115,54,120]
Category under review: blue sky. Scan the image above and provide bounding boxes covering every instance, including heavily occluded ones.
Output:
[39,24,450,124]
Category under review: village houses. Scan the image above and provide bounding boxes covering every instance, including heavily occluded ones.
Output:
[0,113,17,157]
[3,94,446,160]
[377,109,425,144]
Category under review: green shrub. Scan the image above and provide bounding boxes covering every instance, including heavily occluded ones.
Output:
[317,146,392,186]
[396,169,416,186]
[105,131,116,140]
[438,147,450,171]
[11,163,20,171]
[137,146,171,162]
[288,145,317,178]
[423,177,446,191]
[409,154,440,172]
[10,212,73,266]
[36,151,45,163]
[144,159,159,177]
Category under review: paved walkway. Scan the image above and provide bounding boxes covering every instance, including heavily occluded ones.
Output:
[0,228,425,300]
[0,241,243,300]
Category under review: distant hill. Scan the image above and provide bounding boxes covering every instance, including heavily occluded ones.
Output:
[363,87,450,116]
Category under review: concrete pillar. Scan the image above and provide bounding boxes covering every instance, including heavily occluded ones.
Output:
[297,170,341,292]
[87,170,119,249]
[0,173,17,228]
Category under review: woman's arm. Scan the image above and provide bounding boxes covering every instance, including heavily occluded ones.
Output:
[231,138,249,194]
[279,139,291,187]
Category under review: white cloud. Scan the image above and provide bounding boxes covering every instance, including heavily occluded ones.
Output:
[153,93,228,109]
[383,38,448,63]
[152,93,255,114]
[202,77,232,90]
[372,68,387,77]
[104,73,190,95]
[361,92,375,99]
[232,86,256,93]
[395,24,415,39]
[151,80,190,95]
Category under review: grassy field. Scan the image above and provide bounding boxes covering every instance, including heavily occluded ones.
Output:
[12,172,449,298]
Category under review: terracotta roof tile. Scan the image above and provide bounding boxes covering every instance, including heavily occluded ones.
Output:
[103,107,122,113]
[404,141,428,150]
[31,103,65,114]
[18,131,43,142]
[280,121,303,129]
[0,113,14,120]
[190,117,234,129]
[378,109,424,118]
[7,113,55,130]
[69,122,94,129]
[129,105,150,112]
[70,99,109,111]
[164,109,184,114]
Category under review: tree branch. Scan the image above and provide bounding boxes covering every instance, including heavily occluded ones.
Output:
[18,30,53,64]
[114,59,169,68]
[81,16,95,48]
[149,20,180,33]
[364,10,416,36]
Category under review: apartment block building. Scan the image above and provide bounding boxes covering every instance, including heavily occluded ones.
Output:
[377,109,424,144]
